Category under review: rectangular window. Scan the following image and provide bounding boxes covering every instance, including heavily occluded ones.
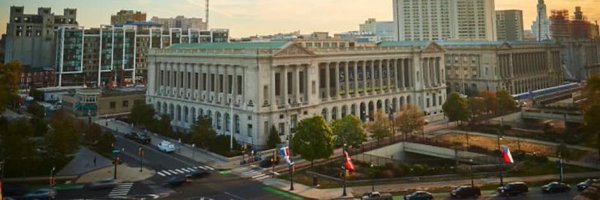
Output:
[203,73,207,91]
[166,71,170,87]
[122,100,129,108]
[287,72,293,95]
[160,70,164,86]
[299,71,304,93]
[195,73,199,89]
[210,74,215,92]
[180,72,184,88]
[275,73,281,96]
[219,74,224,93]
[237,76,243,95]
[187,72,191,89]
[110,101,116,109]
[228,75,233,94]
[247,124,253,137]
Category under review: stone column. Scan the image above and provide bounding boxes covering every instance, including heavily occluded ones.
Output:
[353,61,358,95]
[294,65,300,104]
[378,60,384,92]
[386,60,391,92]
[271,69,276,107]
[369,60,375,93]
[283,66,288,106]
[325,63,331,100]
[344,62,350,98]
[334,62,340,98]
[398,59,404,89]
[362,61,367,95]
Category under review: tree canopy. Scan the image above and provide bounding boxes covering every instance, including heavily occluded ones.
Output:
[291,116,334,168]
[129,103,156,128]
[0,61,22,111]
[266,125,282,149]
[367,111,392,142]
[331,115,367,148]
[496,90,517,114]
[442,92,470,123]
[395,105,426,137]
[46,109,81,157]
[189,115,217,149]
[0,119,36,162]
[582,75,600,155]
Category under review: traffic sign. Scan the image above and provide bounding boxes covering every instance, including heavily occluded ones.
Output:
[112,149,121,155]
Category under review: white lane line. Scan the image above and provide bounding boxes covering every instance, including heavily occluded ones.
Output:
[161,170,172,176]
[168,170,179,174]
[181,168,191,173]
[157,171,166,176]
[198,166,207,170]
[175,169,185,174]
[185,167,195,172]
[205,166,215,170]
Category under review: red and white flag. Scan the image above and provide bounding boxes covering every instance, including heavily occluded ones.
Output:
[343,150,355,172]
[501,145,514,164]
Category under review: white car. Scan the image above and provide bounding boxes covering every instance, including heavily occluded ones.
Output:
[157,140,176,153]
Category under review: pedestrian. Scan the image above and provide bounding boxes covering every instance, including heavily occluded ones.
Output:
[93,156,97,167]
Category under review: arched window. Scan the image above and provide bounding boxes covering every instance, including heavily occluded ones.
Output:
[225,113,230,131]
[216,112,221,130]
[235,115,240,134]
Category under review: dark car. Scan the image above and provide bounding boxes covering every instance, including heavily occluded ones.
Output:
[2,184,29,197]
[166,175,190,187]
[541,182,571,193]
[497,182,529,196]
[450,186,481,199]
[404,191,433,200]
[259,155,280,168]
[85,179,116,190]
[186,170,210,179]
[577,178,598,191]
[24,188,57,200]
[125,132,151,144]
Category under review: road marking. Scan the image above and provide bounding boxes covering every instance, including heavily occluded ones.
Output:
[108,182,134,198]
[157,171,166,176]
[181,168,192,173]
[251,173,267,179]
[254,174,269,181]
[168,170,179,174]
[193,166,200,169]
[198,166,206,170]
[161,170,172,176]
[175,169,185,174]
[205,166,215,170]
[185,167,195,172]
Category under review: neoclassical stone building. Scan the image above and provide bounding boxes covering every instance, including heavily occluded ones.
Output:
[396,41,563,95]
[146,41,446,148]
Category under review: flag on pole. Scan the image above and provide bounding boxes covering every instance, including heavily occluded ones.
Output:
[279,146,293,165]
[343,150,355,172]
[500,145,514,164]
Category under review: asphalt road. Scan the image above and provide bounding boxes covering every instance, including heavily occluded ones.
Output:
[428,186,580,200]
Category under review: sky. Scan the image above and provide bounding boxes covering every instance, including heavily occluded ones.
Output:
[0,0,599,38]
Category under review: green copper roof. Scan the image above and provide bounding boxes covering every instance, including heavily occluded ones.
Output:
[170,41,290,50]
[379,40,556,48]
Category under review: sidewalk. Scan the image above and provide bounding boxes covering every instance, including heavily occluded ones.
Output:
[76,163,154,183]
[262,178,353,200]
[57,147,113,176]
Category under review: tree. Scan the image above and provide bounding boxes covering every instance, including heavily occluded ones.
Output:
[96,132,116,154]
[582,75,600,156]
[266,125,282,149]
[291,116,334,168]
[480,91,499,114]
[468,97,486,119]
[442,92,470,124]
[582,75,600,105]
[27,102,48,136]
[153,114,173,137]
[496,90,517,114]
[395,105,426,139]
[129,103,156,128]
[46,109,81,157]
[189,115,217,149]
[0,61,22,111]
[0,119,36,162]
[367,111,392,144]
[331,115,367,148]
[84,123,103,145]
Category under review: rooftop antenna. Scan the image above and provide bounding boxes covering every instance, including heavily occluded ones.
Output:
[205,0,209,29]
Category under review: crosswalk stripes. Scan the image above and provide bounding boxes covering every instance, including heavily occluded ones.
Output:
[156,165,215,177]
[108,182,134,198]
[240,168,270,181]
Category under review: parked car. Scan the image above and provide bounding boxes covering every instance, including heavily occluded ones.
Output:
[497,182,529,196]
[450,186,481,199]
[24,188,57,200]
[541,182,571,193]
[157,140,176,153]
[125,132,151,144]
[362,191,393,200]
[577,178,598,191]
[186,170,210,179]
[166,175,190,187]
[85,179,116,190]
[404,191,433,200]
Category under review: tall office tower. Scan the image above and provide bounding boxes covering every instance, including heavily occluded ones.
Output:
[110,10,146,25]
[4,6,77,67]
[359,18,396,42]
[496,10,524,41]
[531,0,551,41]
[392,0,496,41]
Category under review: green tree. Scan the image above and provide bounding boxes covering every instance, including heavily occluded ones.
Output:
[582,75,600,156]
[96,132,116,154]
[291,116,334,168]
[331,115,367,148]
[84,123,103,145]
[153,114,173,137]
[266,125,282,149]
[468,97,486,119]
[556,143,571,159]
[46,109,81,157]
[480,91,499,114]
[27,102,48,136]
[129,103,156,128]
[496,90,517,114]
[395,105,426,139]
[0,119,36,162]
[367,111,392,144]
[189,115,217,149]
[442,92,470,124]
[0,61,22,111]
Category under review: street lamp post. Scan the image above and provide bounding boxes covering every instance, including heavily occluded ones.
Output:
[497,120,504,186]
[192,143,196,161]
[289,123,295,191]
[49,166,56,187]
[370,162,375,192]
[469,158,474,187]
[342,143,348,196]
[138,147,144,172]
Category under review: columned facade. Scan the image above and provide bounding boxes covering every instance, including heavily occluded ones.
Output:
[146,41,446,149]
